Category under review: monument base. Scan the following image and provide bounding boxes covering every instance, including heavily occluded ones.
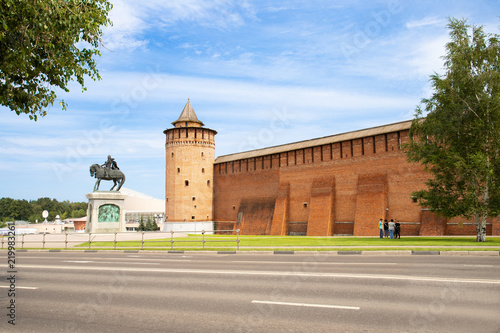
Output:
[162,221,214,234]
[86,191,127,233]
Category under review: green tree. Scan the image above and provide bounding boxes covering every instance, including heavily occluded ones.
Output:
[0,197,14,221]
[0,0,112,120]
[71,208,86,218]
[137,217,145,232]
[145,218,154,231]
[9,199,31,220]
[406,18,500,242]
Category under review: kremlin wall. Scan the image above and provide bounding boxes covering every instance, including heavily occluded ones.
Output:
[164,101,500,237]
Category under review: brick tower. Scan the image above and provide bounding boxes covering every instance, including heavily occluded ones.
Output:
[163,100,217,227]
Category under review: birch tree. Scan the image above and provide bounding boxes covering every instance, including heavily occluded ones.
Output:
[406,18,500,242]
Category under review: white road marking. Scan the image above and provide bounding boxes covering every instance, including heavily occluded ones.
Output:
[252,300,360,310]
[463,265,494,268]
[10,264,500,285]
[232,261,397,265]
[64,260,160,265]
[0,286,38,290]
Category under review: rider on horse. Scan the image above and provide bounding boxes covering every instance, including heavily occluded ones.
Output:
[101,155,119,178]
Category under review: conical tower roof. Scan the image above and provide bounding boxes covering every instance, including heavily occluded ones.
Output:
[172,99,204,126]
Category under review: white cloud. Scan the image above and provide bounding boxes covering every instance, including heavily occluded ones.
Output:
[102,0,254,51]
[406,34,448,77]
[103,0,149,51]
[406,16,446,29]
[66,71,416,115]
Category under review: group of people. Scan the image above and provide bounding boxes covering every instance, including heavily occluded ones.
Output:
[378,219,401,239]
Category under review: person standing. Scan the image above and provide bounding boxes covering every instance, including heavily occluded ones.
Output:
[383,219,389,238]
[378,219,384,238]
[388,219,395,239]
[395,220,401,239]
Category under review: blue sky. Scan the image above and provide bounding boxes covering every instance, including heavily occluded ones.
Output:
[1,0,499,202]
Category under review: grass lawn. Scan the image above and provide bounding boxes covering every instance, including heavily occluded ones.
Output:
[75,235,500,251]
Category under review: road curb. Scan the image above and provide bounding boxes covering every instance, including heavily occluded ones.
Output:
[439,251,469,256]
[411,250,440,255]
[338,251,362,255]
[361,251,412,255]
[467,251,500,256]
[274,251,295,255]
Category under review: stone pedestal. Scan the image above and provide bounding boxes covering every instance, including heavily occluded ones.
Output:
[86,192,127,233]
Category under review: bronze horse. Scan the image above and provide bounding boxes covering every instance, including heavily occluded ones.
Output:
[89,164,126,191]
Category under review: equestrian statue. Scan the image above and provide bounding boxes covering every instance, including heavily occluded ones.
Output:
[90,155,126,191]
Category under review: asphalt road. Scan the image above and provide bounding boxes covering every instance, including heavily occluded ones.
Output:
[1,251,499,333]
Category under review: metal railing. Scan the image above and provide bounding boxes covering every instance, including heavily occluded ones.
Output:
[1,229,241,251]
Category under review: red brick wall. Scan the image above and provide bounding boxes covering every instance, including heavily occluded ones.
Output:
[307,177,335,236]
[334,222,354,235]
[213,166,279,223]
[353,173,388,236]
[288,222,307,235]
[212,129,494,236]
[420,210,447,236]
[492,217,500,236]
[236,197,275,235]
[270,183,290,235]
[398,222,420,236]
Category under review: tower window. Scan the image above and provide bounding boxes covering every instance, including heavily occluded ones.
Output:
[201,152,204,157]
[171,152,174,158]
[303,202,308,208]
[185,180,189,186]
[202,168,205,173]
[177,168,180,173]
[207,180,210,187]
[192,197,196,201]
